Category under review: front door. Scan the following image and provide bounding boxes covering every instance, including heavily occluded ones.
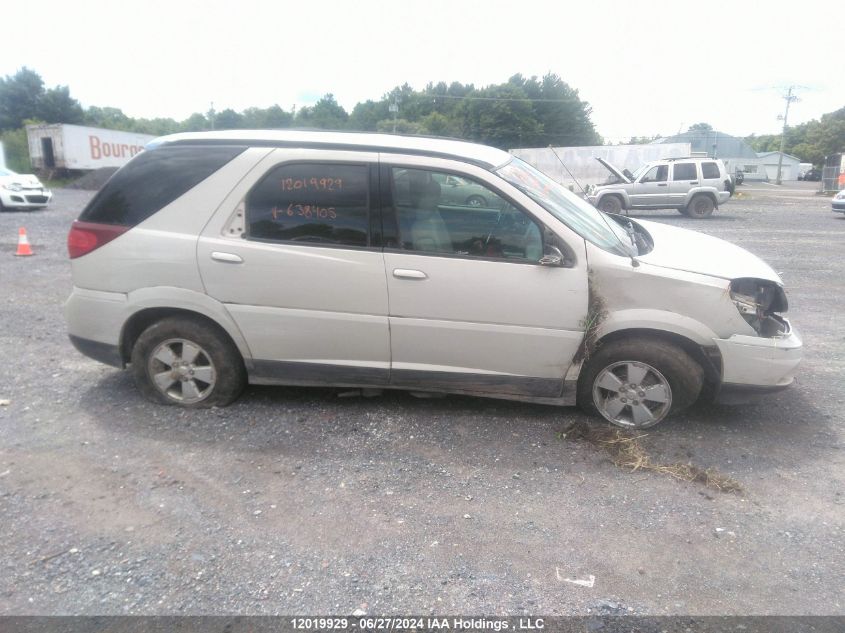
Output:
[629,164,669,207]
[197,150,391,386]
[381,162,588,398]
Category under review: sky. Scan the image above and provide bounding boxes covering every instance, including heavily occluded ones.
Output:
[2,0,842,144]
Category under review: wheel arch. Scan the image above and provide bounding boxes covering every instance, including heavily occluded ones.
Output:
[685,189,719,207]
[119,288,252,367]
[596,190,628,210]
[592,327,722,389]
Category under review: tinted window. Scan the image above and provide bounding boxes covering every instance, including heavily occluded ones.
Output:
[701,162,720,179]
[247,163,369,247]
[389,167,542,261]
[672,163,697,181]
[80,145,246,226]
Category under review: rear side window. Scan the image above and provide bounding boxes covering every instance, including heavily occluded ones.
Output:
[79,145,246,226]
[246,163,370,247]
[701,162,720,179]
[672,163,697,181]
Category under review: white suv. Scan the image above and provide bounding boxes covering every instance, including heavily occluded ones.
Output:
[65,131,801,428]
[588,157,734,218]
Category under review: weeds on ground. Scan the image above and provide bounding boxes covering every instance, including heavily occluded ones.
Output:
[558,419,743,494]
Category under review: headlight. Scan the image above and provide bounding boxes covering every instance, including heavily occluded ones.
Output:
[2,183,23,192]
[730,278,789,337]
[835,192,845,200]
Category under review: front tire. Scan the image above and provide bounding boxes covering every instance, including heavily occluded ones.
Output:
[577,338,703,429]
[466,195,486,208]
[131,316,246,408]
[598,196,623,214]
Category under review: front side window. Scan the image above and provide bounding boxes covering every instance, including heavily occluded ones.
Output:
[389,167,542,261]
[640,165,668,183]
[672,163,697,181]
[246,163,369,247]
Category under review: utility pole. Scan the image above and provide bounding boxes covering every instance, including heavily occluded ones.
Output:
[775,86,799,185]
[389,97,400,134]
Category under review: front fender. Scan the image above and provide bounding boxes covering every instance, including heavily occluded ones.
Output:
[592,188,631,209]
[596,308,719,347]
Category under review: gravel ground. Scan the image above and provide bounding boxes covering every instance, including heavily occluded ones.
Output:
[0,182,842,616]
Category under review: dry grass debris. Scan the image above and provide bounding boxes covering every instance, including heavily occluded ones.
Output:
[573,270,609,363]
[559,420,744,494]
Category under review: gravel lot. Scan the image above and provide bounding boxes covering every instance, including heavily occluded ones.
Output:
[0,182,842,616]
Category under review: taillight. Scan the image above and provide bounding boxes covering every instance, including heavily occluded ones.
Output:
[67,221,129,259]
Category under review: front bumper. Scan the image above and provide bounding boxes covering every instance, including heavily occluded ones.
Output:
[832,200,845,213]
[714,320,802,399]
[0,188,52,208]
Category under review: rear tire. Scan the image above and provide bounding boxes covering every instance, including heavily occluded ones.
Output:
[685,194,715,218]
[598,196,623,214]
[131,316,246,408]
[577,337,703,429]
[466,195,486,208]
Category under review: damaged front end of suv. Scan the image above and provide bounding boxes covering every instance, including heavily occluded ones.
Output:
[730,277,790,338]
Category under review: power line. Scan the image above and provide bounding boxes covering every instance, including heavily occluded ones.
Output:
[425,94,579,103]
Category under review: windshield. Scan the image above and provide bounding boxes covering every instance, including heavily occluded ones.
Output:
[630,163,650,180]
[497,157,632,256]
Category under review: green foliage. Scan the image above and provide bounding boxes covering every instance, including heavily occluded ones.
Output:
[1,127,30,172]
[37,86,84,125]
[1,67,604,152]
[688,122,713,132]
[295,94,348,130]
[214,108,244,130]
[744,106,845,166]
[375,118,423,134]
[0,68,46,130]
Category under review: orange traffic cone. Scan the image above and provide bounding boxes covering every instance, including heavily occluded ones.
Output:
[15,227,33,257]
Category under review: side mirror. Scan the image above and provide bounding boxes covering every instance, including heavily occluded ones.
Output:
[539,245,563,266]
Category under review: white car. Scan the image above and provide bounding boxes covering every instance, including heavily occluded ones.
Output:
[64,131,802,429]
[0,167,52,210]
[833,190,845,214]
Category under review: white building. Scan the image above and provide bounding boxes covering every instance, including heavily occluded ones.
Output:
[26,124,154,171]
[756,151,802,181]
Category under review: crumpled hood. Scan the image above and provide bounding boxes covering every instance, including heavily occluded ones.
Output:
[635,219,782,283]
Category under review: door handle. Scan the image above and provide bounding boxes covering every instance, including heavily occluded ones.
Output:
[657,183,667,187]
[211,251,244,263]
[393,268,428,280]
[690,181,699,185]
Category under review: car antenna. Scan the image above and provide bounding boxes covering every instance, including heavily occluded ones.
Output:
[548,146,640,268]
[548,145,588,196]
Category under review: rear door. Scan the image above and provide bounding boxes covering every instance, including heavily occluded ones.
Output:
[668,161,700,206]
[380,157,588,398]
[197,149,390,386]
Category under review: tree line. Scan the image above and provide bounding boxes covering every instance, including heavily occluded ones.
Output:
[744,107,845,167]
[0,67,602,171]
